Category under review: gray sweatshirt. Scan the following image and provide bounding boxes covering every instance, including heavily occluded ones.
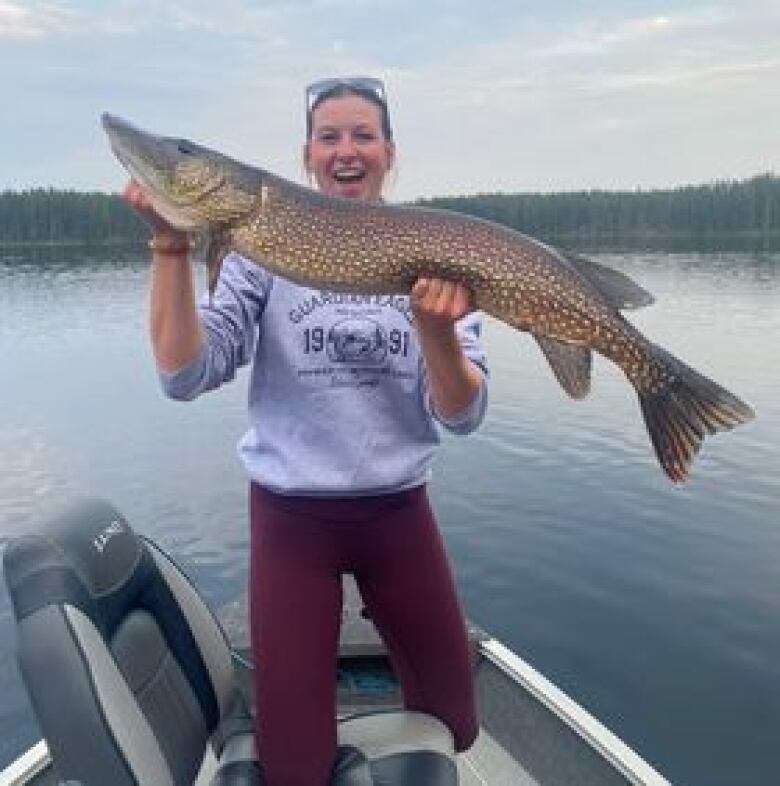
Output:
[160,252,489,496]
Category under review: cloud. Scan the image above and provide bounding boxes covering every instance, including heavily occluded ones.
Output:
[0,0,77,39]
[0,0,278,41]
[536,14,675,58]
[383,5,779,116]
[367,5,780,196]
[598,57,780,92]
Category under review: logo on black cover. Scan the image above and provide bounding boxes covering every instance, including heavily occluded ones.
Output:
[93,519,124,554]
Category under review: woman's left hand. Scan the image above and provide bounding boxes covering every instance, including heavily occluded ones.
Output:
[410,278,482,420]
[410,278,474,333]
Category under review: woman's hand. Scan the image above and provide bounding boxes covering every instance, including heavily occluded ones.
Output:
[410,278,473,333]
[122,180,187,245]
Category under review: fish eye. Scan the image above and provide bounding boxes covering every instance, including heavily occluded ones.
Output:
[177,140,195,155]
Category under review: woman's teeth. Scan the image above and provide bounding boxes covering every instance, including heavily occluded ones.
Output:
[333,169,365,182]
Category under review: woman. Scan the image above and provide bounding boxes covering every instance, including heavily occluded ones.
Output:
[124,76,487,786]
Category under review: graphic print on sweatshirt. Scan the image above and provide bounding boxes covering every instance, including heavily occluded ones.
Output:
[285,287,419,392]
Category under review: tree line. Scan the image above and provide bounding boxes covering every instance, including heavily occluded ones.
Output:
[0,189,146,245]
[1,174,778,246]
[418,173,780,242]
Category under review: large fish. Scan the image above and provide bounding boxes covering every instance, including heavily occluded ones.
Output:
[102,113,754,482]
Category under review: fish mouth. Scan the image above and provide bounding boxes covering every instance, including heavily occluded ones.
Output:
[102,114,151,177]
[102,113,170,194]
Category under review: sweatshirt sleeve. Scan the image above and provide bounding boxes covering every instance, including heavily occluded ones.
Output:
[159,253,272,401]
[428,311,490,435]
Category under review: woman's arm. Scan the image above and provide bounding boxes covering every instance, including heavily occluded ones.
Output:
[411,278,485,422]
[122,180,204,373]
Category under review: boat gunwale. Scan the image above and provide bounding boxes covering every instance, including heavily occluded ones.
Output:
[0,741,50,786]
[479,637,670,786]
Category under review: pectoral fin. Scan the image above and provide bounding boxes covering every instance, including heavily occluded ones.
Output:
[534,335,592,399]
[202,229,231,301]
[564,253,655,310]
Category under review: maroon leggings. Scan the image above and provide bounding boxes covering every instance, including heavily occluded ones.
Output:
[248,483,477,786]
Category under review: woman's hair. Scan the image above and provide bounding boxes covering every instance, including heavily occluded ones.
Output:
[306,84,394,141]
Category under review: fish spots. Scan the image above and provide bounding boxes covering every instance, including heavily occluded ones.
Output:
[239,184,634,367]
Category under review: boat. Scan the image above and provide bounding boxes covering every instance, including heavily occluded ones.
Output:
[0,498,671,785]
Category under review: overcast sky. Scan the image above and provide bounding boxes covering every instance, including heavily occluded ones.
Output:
[2,0,779,200]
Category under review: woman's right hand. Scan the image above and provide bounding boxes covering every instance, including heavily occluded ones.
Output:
[123,179,203,371]
[122,180,188,245]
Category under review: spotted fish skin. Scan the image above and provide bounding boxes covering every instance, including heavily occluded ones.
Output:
[102,113,755,482]
[234,176,632,348]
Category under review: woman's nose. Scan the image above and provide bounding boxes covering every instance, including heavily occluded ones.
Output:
[333,136,358,159]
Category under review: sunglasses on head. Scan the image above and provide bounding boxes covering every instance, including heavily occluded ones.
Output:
[305,76,387,113]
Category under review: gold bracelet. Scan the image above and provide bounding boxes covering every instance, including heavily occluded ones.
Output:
[148,236,190,256]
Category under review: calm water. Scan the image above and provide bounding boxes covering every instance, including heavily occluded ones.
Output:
[1,248,778,785]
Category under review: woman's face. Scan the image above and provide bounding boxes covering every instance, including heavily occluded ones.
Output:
[304,94,395,202]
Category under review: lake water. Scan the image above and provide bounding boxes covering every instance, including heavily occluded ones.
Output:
[1,247,778,785]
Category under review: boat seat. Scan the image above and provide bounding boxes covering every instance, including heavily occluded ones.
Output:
[3,498,260,786]
[3,498,459,785]
[334,710,458,785]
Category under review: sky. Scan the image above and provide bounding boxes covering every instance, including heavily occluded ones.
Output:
[1,0,779,200]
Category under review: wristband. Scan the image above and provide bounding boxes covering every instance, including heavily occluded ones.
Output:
[148,236,190,256]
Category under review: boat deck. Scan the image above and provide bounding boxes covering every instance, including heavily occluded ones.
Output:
[219,576,537,785]
[219,576,644,786]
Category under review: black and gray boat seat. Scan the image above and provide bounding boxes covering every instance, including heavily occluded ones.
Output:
[2,498,459,785]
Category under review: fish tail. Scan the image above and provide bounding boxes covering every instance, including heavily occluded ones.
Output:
[635,345,754,482]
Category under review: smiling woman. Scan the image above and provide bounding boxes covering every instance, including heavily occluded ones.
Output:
[119,76,488,786]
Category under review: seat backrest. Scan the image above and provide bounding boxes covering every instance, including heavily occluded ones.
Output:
[3,498,239,786]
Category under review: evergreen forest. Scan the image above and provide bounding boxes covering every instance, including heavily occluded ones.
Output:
[1,174,778,248]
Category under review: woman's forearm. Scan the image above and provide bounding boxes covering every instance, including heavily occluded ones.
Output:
[411,277,483,420]
[416,322,484,420]
[122,181,204,373]
[149,245,204,373]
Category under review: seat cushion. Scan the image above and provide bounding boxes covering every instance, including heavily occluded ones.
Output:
[210,727,262,786]
[333,711,458,785]
[210,760,263,786]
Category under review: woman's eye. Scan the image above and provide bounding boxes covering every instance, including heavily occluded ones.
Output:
[317,131,338,144]
[354,131,376,143]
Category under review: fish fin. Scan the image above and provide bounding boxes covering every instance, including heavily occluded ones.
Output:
[564,252,655,310]
[203,229,231,303]
[637,346,755,483]
[534,335,592,399]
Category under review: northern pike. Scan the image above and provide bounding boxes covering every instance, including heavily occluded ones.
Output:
[102,113,754,483]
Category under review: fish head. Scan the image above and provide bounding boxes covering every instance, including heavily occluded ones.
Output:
[102,113,259,231]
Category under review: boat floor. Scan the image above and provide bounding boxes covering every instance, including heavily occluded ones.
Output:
[459,730,538,785]
[220,577,538,786]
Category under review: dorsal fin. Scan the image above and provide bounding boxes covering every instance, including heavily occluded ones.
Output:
[564,253,655,311]
[534,335,592,399]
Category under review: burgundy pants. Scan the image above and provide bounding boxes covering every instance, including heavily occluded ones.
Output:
[248,483,477,786]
